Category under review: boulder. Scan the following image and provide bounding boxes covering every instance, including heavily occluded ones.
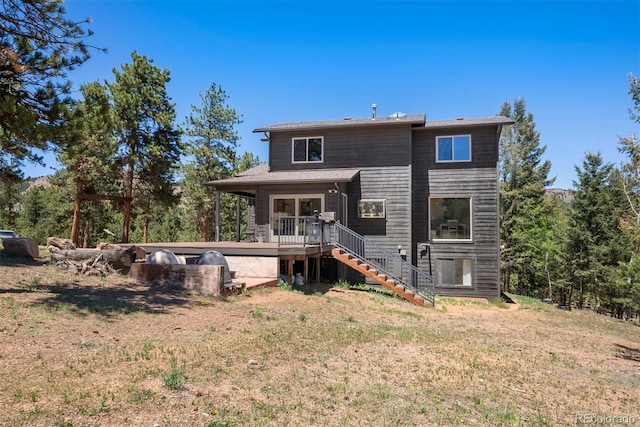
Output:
[2,238,40,259]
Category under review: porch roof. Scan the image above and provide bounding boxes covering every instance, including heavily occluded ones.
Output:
[206,163,360,196]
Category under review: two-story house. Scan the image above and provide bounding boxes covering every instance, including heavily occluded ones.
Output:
[208,112,513,300]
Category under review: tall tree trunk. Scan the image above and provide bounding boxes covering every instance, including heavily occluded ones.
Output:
[82,219,90,248]
[202,214,209,242]
[70,181,84,245]
[503,262,511,292]
[121,164,134,243]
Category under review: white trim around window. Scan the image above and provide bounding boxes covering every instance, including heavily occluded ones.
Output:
[292,136,324,163]
[436,134,472,163]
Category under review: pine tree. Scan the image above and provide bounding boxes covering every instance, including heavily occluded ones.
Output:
[181,83,242,242]
[0,0,100,179]
[56,81,119,246]
[109,52,182,243]
[565,153,624,307]
[499,98,555,296]
[617,73,640,252]
[611,73,640,317]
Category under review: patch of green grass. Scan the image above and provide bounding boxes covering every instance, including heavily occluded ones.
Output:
[489,298,510,309]
[276,280,292,291]
[161,357,187,391]
[138,338,156,360]
[510,294,545,306]
[333,280,351,290]
[380,308,423,319]
[130,387,155,404]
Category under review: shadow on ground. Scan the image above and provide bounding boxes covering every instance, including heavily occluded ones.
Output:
[1,281,193,318]
[614,343,640,362]
[0,255,48,267]
[290,281,335,295]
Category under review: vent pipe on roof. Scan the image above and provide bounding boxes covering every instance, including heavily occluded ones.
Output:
[372,103,377,119]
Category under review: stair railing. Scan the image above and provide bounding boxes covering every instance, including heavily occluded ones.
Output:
[331,221,435,305]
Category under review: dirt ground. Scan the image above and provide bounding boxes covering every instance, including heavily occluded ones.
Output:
[1,255,639,426]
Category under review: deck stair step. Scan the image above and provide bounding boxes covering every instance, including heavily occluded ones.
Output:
[331,248,426,306]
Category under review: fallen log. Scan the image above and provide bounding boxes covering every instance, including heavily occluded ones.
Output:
[55,257,119,276]
[48,246,137,272]
[46,237,76,250]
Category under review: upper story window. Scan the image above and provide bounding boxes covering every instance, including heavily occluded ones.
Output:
[436,135,471,162]
[292,137,323,163]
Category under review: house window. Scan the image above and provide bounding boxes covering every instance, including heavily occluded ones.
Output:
[429,197,471,240]
[436,135,471,162]
[292,137,323,163]
[358,199,385,218]
[436,258,473,287]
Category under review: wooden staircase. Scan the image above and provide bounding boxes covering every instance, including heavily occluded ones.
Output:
[331,248,427,306]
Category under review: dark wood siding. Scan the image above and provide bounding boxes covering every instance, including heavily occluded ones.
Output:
[268,125,412,171]
[411,124,501,299]
[346,166,412,260]
[252,167,412,255]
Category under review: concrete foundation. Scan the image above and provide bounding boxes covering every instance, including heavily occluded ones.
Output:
[225,255,279,278]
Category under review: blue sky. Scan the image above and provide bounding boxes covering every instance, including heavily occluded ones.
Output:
[25,0,640,189]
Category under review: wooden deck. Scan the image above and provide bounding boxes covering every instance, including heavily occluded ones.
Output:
[122,241,335,286]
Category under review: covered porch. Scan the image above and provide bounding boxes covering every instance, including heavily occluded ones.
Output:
[206,163,359,243]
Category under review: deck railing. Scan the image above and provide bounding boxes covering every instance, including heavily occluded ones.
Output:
[276,215,329,247]
[332,221,435,305]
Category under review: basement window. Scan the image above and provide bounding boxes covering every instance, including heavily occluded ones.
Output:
[437,258,473,287]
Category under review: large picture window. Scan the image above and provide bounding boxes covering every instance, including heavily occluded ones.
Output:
[436,135,471,162]
[430,197,471,240]
[437,258,473,287]
[292,137,323,163]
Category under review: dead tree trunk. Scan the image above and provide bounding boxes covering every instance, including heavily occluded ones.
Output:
[49,246,137,272]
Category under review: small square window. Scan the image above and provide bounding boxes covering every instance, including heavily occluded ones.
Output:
[437,135,471,162]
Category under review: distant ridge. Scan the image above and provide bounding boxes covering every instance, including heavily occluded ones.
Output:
[546,188,574,203]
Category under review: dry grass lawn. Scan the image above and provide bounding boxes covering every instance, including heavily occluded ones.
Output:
[0,251,639,426]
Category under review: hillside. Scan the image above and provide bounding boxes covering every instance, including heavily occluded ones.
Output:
[0,255,638,426]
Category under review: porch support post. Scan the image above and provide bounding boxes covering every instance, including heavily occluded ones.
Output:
[288,259,294,285]
[235,195,241,242]
[215,191,221,242]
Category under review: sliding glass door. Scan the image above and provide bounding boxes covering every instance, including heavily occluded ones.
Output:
[270,194,323,240]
